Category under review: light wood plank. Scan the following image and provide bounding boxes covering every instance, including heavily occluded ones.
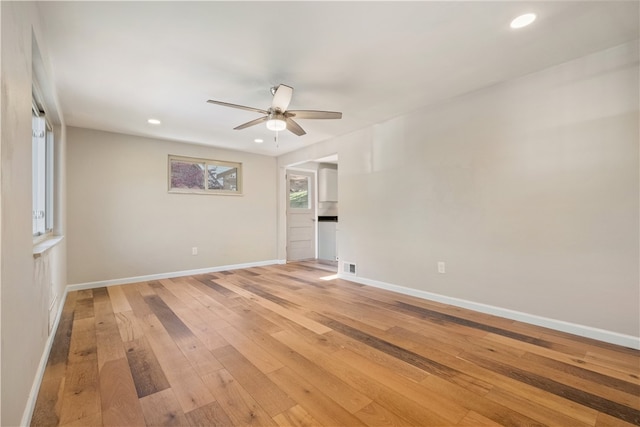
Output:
[139,388,189,427]
[201,368,278,426]
[99,358,146,426]
[354,401,416,427]
[185,401,235,427]
[94,289,126,371]
[107,286,132,313]
[216,325,284,374]
[270,330,374,414]
[212,344,295,416]
[267,367,367,427]
[273,404,320,427]
[457,411,504,427]
[334,348,468,424]
[115,310,144,342]
[58,359,101,425]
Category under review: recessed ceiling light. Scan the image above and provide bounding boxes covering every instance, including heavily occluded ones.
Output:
[147,118,161,125]
[510,13,536,29]
[254,138,264,144]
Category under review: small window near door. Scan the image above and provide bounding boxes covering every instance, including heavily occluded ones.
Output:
[289,174,310,209]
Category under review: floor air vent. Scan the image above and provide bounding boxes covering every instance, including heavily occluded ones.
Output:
[343,262,356,275]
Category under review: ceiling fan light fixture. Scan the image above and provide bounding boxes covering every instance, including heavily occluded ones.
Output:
[266,118,286,132]
[510,13,536,29]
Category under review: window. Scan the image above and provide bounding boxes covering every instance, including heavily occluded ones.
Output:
[169,155,242,195]
[32,101,54,238]
[289,174,310,209]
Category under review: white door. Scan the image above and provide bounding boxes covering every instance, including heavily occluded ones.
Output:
[286,170,316,261]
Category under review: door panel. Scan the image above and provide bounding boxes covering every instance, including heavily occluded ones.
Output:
[286,170,316,261]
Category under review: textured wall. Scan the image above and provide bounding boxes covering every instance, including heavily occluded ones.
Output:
[66,127,278,284]
[279,41,640,338]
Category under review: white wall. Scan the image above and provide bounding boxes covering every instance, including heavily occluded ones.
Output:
[0,2,67,425]
[278,41,640,341]
[67,127,278,284]
[1,5,4,422]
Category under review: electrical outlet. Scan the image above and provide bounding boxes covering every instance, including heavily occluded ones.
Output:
[192,247,198,255]
[437,261,446,274]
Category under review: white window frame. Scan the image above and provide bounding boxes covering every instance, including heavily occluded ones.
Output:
[32,98,55,242]
[168,155,243,195]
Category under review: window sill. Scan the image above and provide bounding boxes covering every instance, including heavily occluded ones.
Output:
[33,235,64,258]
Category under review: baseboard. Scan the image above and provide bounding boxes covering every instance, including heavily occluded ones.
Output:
[20,288,70,426]
[339,274,640,350]
[67,259,284,291]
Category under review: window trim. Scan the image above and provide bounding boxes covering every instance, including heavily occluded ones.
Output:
[32,96,55,242]
[168,154,243,196]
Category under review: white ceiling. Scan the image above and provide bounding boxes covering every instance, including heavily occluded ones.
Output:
[37,1,639,157]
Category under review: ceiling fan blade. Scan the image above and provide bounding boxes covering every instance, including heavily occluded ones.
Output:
[207,99,268,115]
[271,84,293,112]
[234,116,268,130]
[285,118,306,136]
[286,110,342,120]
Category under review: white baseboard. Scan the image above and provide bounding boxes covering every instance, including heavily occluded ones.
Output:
[21,288,70,426]
[67,259,284,291]
[339,274,640,350]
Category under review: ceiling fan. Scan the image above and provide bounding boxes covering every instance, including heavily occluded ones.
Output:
[207,84,342,136]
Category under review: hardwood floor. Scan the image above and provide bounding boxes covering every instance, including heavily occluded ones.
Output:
[31,262,640,426]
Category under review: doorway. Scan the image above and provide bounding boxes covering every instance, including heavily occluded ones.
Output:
[286,169,316,261]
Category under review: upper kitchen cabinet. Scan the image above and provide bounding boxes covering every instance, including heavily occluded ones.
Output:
[318,168,338,202]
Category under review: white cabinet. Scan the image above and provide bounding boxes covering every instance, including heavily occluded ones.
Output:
[318,221,337,261]
[318,168,338,202]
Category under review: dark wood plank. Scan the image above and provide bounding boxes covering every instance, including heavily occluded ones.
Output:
[192,276,237,298]
[143,293,193,340]
[311,312,460,379]
[30,293,78,427]
[73,294,95,321]
[462,352,640,424]
[47,306,76,365]
[124,337,170,398]
[393,300,581,355]
[522,351,640,396]
[136,312,216,413]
